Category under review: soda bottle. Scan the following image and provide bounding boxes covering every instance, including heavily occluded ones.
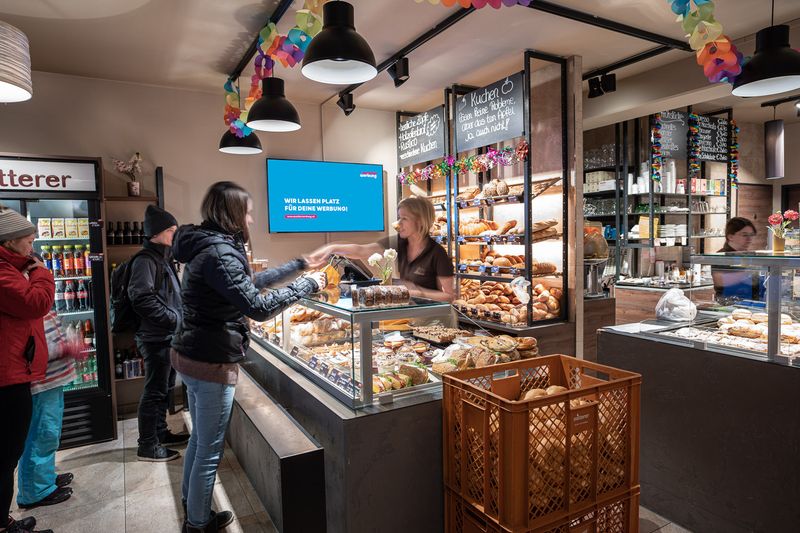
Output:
[107,222,114,245]
[74,245,85,276]
[64,281,76,312]
[52,246,64,277]
[83,319,94,348]
[63,245,75,277]
[84,247,92,276]
[77,280,88,310]
[41,246,53,273]
[85,279,93,310]
[54,282,65,312]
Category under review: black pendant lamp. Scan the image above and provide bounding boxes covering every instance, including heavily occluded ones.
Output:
[246,77,301,132]
[219,129,263,155]
[732,1,800,97]
[301,1,377,85]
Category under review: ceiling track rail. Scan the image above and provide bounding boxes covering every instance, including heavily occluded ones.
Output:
[582,45,673,80]
[760,93,800,107]
[337,7,475,98]
[227,0,295,81]
[526,1,691,52]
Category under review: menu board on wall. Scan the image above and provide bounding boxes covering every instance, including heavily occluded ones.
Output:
[455,72,525,153]
[660,110,688,159]
[396,106,446,168]
[696,115,730,162]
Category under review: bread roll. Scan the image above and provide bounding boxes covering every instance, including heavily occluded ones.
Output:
[493,257,512,267]
[522,388,548,401]
[500,220,517,234]
[732,309,752,320]
[751,312,768,324]
[546,385,568,395]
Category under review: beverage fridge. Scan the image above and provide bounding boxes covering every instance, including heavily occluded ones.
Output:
[0,154,116,448]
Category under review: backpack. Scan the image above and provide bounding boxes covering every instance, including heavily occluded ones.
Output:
[110,248,165,333]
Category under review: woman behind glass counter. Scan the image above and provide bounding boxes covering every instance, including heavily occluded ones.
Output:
[308,197,454,302]
[712,217,764,302]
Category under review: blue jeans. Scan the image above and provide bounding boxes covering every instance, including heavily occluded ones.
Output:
[180,373,236,528]
[16,386,64,506]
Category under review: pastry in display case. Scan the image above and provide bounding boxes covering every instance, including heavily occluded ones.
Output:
[642,252,800,364]
[249,293,456,408]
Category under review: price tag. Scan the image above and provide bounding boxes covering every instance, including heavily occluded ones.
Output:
[510,268,518,276]
[89,220,102,228]
[457,237,466,244]
[319,361,331,376]
[307,355,319,369]
[458,264,468,272]
[486,198,495,205]
[478,265,487,273]
[507,195,519,204]
[458,201,468,209]
[329,368,342,383]
[490,266,500,274]
[88,253,104,263]
[290,346,300,357]
[483,236,493,244]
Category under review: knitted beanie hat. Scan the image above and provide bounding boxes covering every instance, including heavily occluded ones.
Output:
[144,204,178,237]
[0,207,36,241]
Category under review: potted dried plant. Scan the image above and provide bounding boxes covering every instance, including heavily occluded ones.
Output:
[113,152,144,197]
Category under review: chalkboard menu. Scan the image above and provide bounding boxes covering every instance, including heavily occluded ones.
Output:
[660,110,688,159]
[696,115,730,162]
[455,72,525,153]
[396,106,446,168]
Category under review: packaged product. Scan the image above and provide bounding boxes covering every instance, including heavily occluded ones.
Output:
[77,218,90,238]
[64,218,79,238]
[37,218,52,239]
[51,218,66,238]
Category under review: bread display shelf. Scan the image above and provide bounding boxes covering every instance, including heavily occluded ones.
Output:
[455,177,561,210]
[456,232,562,245]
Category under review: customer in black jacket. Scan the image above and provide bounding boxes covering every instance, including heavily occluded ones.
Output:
[171,182,324,533]
[129,205,188,462]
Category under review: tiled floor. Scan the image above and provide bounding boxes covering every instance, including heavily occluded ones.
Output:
[10,412,692,533]
[10,412,278,533]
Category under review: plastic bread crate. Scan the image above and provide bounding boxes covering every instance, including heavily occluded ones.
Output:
[446,487,640,533]
[443,355,641,531]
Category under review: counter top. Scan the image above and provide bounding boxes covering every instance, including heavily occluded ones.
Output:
[614,282,713,292]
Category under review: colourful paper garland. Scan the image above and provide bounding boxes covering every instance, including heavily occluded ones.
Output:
[667,0,745,85]
[414,0,531,7]
[397,141,529,185]
[651,113,663,183]
[223,80,253,138]
[729,120,739,188]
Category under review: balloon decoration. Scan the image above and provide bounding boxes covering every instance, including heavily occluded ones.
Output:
[667,0,745,85]
[414,0,531,7]
[397,141,528,185]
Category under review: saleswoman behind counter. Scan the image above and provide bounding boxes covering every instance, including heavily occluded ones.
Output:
[308,197,454,302]
[712,217,764,302]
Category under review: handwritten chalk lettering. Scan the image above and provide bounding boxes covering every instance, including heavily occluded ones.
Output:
[396,105,446,166]
[455,72,525,152]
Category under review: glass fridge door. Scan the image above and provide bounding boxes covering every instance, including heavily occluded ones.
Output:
[26,199,105,392]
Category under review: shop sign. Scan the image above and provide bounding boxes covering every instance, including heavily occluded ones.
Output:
[455,72,525,153]
[0,158,97,192]
[397,106,446,168]
[696,116,730,162]
[660,110,688,159]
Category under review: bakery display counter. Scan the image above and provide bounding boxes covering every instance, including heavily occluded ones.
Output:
[597,324,800,533]
[250,294,454,409]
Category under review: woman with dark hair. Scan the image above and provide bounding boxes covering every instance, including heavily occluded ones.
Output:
[0,207,55,533]
[170,182,325,533]
[712,217,761,301]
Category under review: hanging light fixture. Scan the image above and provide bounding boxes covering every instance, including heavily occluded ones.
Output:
[301,1,377,85]
[246,77,301,132]
[0,21,32,102]
[219,130,262,155]
[732,1,800,97]
[765,107,784,179]
[219,79,263,155]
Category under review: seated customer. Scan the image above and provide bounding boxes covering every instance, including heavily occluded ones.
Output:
[308,197,454,302]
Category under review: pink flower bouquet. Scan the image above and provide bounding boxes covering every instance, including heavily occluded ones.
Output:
[767,210,799,239]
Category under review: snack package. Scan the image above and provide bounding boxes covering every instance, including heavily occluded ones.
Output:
[51,218,66,238]
[510,276,531,305]
[37,218,52,239]
[64,218,79,238]
[77,218,90,238]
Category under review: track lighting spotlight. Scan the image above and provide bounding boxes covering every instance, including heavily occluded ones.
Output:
[337,92,355,116]
[588,77,604,98]
[600,73,616,94]
[388,57,410,88]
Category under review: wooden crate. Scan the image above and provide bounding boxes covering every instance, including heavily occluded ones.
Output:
[443,355,641,532]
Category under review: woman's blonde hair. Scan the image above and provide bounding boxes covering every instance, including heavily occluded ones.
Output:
[397,196,435,239]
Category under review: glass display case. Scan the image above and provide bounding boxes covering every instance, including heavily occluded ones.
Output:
[250,295,457,409]
[641,252,800,364]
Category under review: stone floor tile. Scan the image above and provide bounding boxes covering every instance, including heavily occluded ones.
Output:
[640,506,671,533]
[33,495,125,533]
[657,523,694,533]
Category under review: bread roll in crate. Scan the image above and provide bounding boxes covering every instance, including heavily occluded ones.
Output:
[443,355,641,531]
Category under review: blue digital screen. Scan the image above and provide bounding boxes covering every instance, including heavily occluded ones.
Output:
[266,159,385,233]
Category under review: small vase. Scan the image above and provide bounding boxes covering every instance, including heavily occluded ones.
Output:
[773,234,785,253]
[127,181,141,197]
[381,276,393,286]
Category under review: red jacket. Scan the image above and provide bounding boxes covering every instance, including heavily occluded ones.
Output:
[0,245,54,387]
